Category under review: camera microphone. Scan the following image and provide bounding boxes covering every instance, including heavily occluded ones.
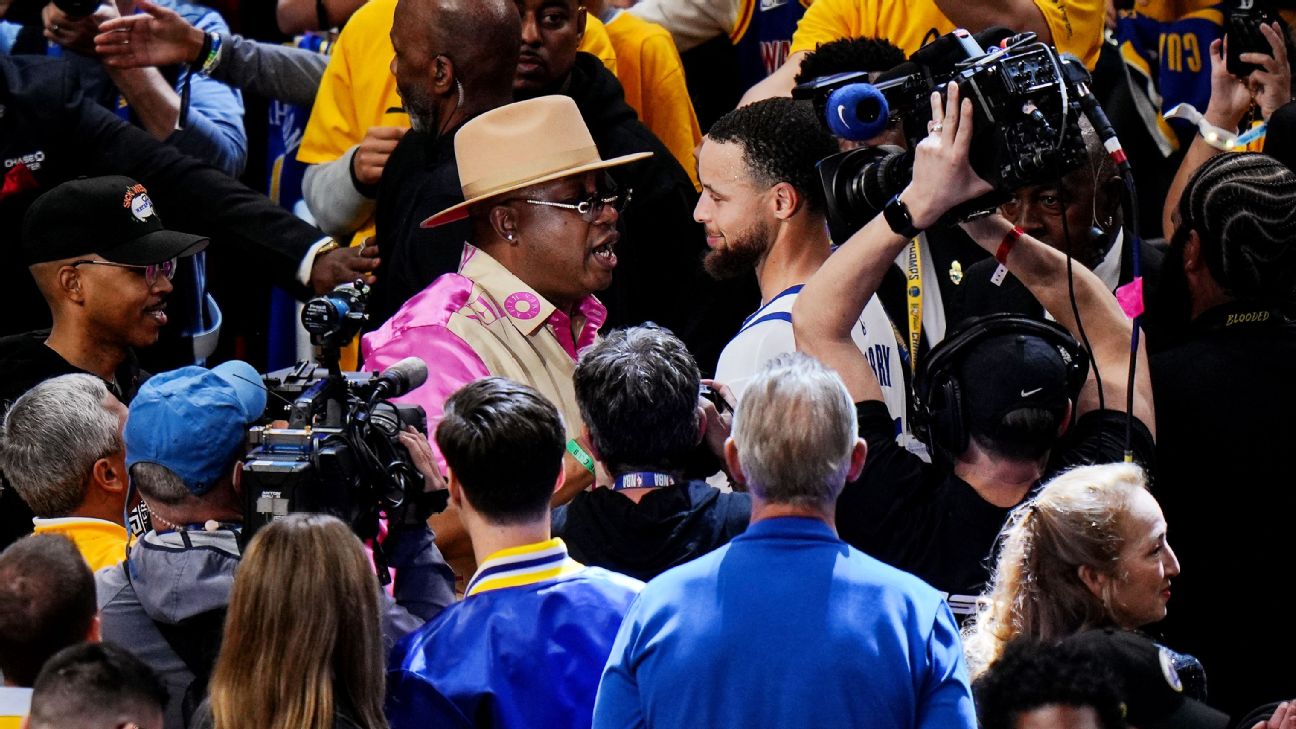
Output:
[371,357,429,400]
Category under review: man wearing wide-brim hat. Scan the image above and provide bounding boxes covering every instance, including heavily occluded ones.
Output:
[363,95,646,504]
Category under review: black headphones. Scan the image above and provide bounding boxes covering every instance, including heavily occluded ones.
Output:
[913,314,1090,459]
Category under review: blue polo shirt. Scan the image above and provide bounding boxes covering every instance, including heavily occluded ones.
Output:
[593,517,975,729]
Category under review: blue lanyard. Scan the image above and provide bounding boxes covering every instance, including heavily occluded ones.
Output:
[613,472,675,490]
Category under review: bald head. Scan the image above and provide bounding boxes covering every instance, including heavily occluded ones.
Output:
[392,0,519,108]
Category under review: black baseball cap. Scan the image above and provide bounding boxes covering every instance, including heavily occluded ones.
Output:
[958,331,1071,431]
[1062,629,1232,729]
[21,176,209,266]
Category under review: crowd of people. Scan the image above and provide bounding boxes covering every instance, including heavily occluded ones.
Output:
[2,0,1295,726]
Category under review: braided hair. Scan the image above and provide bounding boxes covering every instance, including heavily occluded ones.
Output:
[1179,152,1296,309]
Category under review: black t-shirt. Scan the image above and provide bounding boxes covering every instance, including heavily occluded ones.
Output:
[838,401,1156,619]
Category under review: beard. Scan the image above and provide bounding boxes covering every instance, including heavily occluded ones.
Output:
[703,219,772,280]
[398,84,436,134]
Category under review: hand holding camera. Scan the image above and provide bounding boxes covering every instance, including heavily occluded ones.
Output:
[898,83,996,231]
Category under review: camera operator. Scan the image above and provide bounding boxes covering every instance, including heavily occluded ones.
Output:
[791,38,991,370]
[97,360,454,729]
[792,83,1156,620]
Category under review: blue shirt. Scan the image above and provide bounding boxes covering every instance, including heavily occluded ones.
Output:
[593,517,976,729]
[386,538,644,729]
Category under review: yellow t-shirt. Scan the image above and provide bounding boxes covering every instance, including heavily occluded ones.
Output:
[606,12,702,189]
[32,518,128,573]
[789,0,1104,69]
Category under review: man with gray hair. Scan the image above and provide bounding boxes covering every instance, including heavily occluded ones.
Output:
[593,353,976,729]
[0,375,131,571]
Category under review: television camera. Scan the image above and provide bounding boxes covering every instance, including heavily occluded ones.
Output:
[240,281,445,576]
[793,28,1102,238]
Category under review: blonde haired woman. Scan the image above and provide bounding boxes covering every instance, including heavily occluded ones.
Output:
[962,463,1181,679]
[201,514,388,729]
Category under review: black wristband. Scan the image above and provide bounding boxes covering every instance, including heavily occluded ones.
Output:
[193,30,212,66]
[348,147,380,199]
[883,194,922,239]
[315,0,330,29]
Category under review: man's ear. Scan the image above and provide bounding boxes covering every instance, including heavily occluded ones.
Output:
[92,455,128,495]
[580,426,602,462]
[229,460,244,496]
[432,54,456,94]
[1182,230,1206,273]
[723,437,745,486]
[57,265,85,304]
[694,405,706,446]
[769,181,801,220]
[575,4,588,39]
[446,466,464,510]
[489,204,520,243]
[845,438,867,482]
[86,614,102,643]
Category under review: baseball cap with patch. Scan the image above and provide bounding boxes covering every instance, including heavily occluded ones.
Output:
[1062,629,1231,729]
[125,360,267,496]
[21,176,208,266]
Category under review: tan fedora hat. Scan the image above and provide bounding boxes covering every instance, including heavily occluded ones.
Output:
[420,95,652,228]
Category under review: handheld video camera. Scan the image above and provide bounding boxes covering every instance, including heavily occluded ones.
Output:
[240,281,442,575]
[793,28,1091,238]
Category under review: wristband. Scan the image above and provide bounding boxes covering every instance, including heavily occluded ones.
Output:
[193,30,212,66]
[566,439,595,474]
[199,32,222,76]
[990,225,1024,287]
[883,194,922,239]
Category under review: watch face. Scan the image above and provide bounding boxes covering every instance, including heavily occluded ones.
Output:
[885,196,917,237]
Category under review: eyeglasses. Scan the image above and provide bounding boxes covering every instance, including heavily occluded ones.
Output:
[524,188,633,222]
[71,257,178,287]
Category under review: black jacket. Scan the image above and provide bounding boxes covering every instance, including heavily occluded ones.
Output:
[369,127,469,328]
[551,480,751,582]
[0,55,323,336]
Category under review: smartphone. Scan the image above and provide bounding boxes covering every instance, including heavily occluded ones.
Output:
[1227,1,1275,77]
[699,384,731,415]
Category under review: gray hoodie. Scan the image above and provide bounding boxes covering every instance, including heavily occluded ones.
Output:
[96,526,454,729]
